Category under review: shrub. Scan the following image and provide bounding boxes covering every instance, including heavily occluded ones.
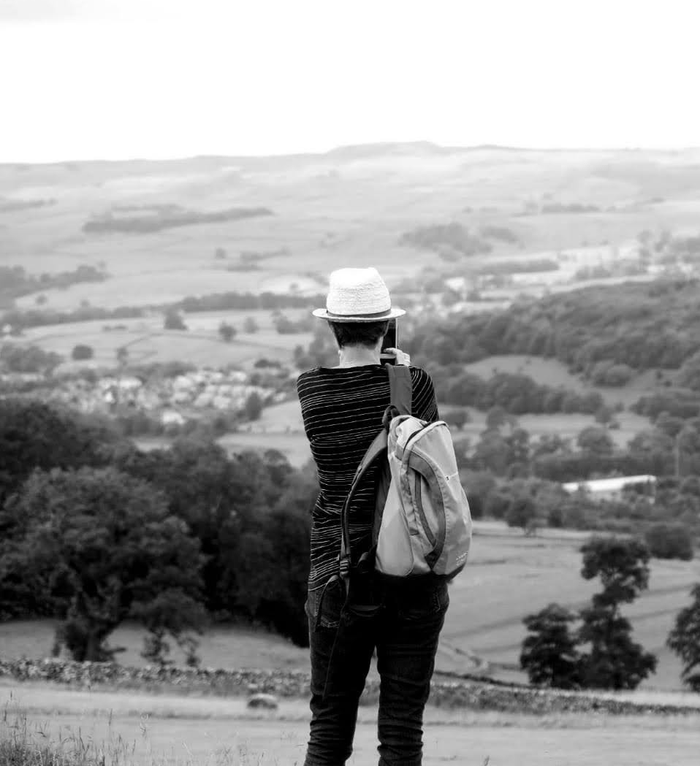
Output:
[506,496,538,532]
[645,522,695,560]
[164,309,187,330]
[484,490,510,520]
[71,344,94,361]
[218,321,236,342]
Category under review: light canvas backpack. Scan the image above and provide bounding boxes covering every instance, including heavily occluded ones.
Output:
[339,365,472,588]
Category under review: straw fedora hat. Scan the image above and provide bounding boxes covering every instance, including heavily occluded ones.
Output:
[312,267,406,323]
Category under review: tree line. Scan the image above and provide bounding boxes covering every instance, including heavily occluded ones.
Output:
[1,290,324,331]
[0,264,107,307]
[521,536,700,692]
[82,206,272,234]
[0,398,317,664]
[409,278,700,373]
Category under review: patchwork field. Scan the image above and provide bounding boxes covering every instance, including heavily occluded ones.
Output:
[4,146,700,319]
[9,309,314,371]
[2,523,698,691]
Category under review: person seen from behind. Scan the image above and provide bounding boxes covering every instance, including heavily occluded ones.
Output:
[296,267,449,765]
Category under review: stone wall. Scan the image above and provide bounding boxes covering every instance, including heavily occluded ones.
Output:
[0,658,695,716]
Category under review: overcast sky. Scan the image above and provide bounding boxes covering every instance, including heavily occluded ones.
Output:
[1,0,699,162]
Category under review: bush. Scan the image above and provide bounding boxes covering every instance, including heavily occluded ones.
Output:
[645,523,695,560]
[484,490,511,520]
[71,344,94,361]
[218,321,236,342]
[164,309,187,330]
[506,496,538,532]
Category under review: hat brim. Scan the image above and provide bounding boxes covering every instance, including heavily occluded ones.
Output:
[312,307,406,322]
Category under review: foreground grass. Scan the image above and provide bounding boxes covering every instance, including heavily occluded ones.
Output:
[3,681,700,766]
[2,713,110,766]
[1,708,272,766]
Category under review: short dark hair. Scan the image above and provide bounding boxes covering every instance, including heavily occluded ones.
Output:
[329,320,389,349]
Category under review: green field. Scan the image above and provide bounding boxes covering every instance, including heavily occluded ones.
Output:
[2,523,698,691]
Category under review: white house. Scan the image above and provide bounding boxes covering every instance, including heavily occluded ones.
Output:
[562,475,657,501]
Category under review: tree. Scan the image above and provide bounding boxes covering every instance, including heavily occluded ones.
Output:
[576,537,657,689]
[576,426,614,456]
[645,522,694,561]
[577,603,657,690]
[442,407,470,430]
[4,466,205,662]
[164,309,187,331]
[580,536,651,606]
[520,604,581,689]
[505,495,538,534]
[71,344,94,361]
[485,405,514,431]
[667,583,700,691]
[244,391,263,421]
[0,398,120,509]
[531,433,571,460]
[0,343,62,373]
[519,537,657,691]
[471,429,511,475]
[218,321,236,343]
[243,316,259,334]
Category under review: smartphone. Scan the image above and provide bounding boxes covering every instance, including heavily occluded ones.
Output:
[380,319,399,365]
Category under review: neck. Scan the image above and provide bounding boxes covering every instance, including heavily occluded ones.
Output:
[337,345,380,368]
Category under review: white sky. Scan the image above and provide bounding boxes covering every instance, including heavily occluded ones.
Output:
[1,0,699,162]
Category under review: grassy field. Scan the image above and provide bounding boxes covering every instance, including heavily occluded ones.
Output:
[10,309,314,371]
[4,146,700,318]
[3,681,700,766]
[2,523,698,691]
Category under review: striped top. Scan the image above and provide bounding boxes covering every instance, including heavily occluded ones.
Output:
[296,364,439,592]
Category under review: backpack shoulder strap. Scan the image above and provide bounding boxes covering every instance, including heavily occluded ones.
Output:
[338,365,412,585]
[387,364,412,416]
[339,429,387,583]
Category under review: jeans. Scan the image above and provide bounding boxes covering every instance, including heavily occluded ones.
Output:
[303,573,449,766]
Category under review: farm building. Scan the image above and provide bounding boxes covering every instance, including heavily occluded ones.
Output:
[562,475,657,501]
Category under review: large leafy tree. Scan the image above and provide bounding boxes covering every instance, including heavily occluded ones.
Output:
[520,537,658,691]
[580,537,651,606]
[667,583,700,691]
[0,398,120,508]
[576,537,657,690]
[1,466,205,662]
[520,604,581,689]
[112,437,315,645]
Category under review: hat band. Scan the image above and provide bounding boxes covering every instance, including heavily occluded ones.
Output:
[327,307,393,319]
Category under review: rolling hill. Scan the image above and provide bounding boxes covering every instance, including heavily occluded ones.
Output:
[3,144,700,317]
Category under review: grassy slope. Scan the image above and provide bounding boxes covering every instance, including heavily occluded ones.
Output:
[2,524,698,691]
[4,146,700,695]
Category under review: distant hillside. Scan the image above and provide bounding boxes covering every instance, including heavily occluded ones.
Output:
[412,278,700,372]
[3,143,700,316]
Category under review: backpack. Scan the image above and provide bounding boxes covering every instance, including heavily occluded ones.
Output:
[339,365,472,587]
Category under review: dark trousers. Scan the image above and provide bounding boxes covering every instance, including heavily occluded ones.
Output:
[304,575,449,766]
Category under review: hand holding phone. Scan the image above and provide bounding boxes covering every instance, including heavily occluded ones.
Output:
[380,319,399,365]
[383,347,411,366]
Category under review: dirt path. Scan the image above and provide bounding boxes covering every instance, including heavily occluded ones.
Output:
[3,682,700,766]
